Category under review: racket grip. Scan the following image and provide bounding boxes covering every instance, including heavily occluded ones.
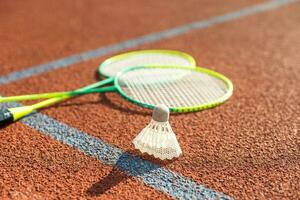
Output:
[0,109,14,126]
[0,106,33,126]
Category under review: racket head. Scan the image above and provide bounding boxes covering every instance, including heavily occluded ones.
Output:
[114,66,233,113]
[98,49,196,78]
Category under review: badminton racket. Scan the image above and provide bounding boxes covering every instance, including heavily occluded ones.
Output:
[0,66,233,125]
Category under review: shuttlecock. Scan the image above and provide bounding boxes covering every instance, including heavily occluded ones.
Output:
[133,104,182,160]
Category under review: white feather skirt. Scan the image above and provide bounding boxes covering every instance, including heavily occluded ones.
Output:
[133,119,182,160]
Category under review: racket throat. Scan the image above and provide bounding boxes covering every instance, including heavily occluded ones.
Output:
[71,86,117,95]
[89,85,117,93]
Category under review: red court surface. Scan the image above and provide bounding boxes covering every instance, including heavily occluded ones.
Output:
[0,0,262,75]
[0,1,299,199]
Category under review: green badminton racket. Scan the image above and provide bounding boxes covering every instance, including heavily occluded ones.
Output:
[0,66,233,125]
[0,49,196,103]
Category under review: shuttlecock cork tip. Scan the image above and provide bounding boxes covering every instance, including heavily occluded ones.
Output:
[152,104,169,122]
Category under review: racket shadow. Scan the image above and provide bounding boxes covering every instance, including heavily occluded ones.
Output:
[49,94,151,116]
[96,71,151,116]
[97,93,193,117]
[98,93,151,116]
[97,71,148,115]
[86,150,175,197]
[49,92,195,117]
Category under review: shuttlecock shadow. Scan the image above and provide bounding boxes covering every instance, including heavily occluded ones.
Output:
[86,150,174,197]
[86,166,127,196]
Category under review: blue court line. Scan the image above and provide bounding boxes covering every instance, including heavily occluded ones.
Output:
[0,0,295,85]
[0,102,231,200]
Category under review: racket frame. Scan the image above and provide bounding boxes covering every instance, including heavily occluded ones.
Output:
[114,66,233,113]
[98,49,196,78]
[0,65,233,126]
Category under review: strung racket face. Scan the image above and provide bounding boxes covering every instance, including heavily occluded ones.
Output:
[115,66,233,113]
[99,50,196,78]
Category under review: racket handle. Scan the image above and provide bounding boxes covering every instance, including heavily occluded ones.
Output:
[0,106,33,126]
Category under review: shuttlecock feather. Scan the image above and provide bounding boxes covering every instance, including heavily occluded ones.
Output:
[133,104,182,160]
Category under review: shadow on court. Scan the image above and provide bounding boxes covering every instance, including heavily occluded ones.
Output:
[86,150,175,196]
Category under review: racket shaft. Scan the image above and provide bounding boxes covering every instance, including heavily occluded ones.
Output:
[0,92,70,102]
[0,77,116,126]
[0,86,116,103]
[0,77,115,103]
[30,86,116,110]
[26,77,115,111]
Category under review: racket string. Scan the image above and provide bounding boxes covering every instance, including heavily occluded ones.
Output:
[125,76,151,104]
[136,76,168,106]
[118,68,229,108]
[198,75,223,99]
[189,76,216,102]
[188,74,224,102]
[163,75,189,107]
[150,78,175,106]
[168,73,197,107]
[175,74,208,105]
[102,54,193,77]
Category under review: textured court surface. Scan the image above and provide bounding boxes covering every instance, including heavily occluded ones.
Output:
[0,0,299,199]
